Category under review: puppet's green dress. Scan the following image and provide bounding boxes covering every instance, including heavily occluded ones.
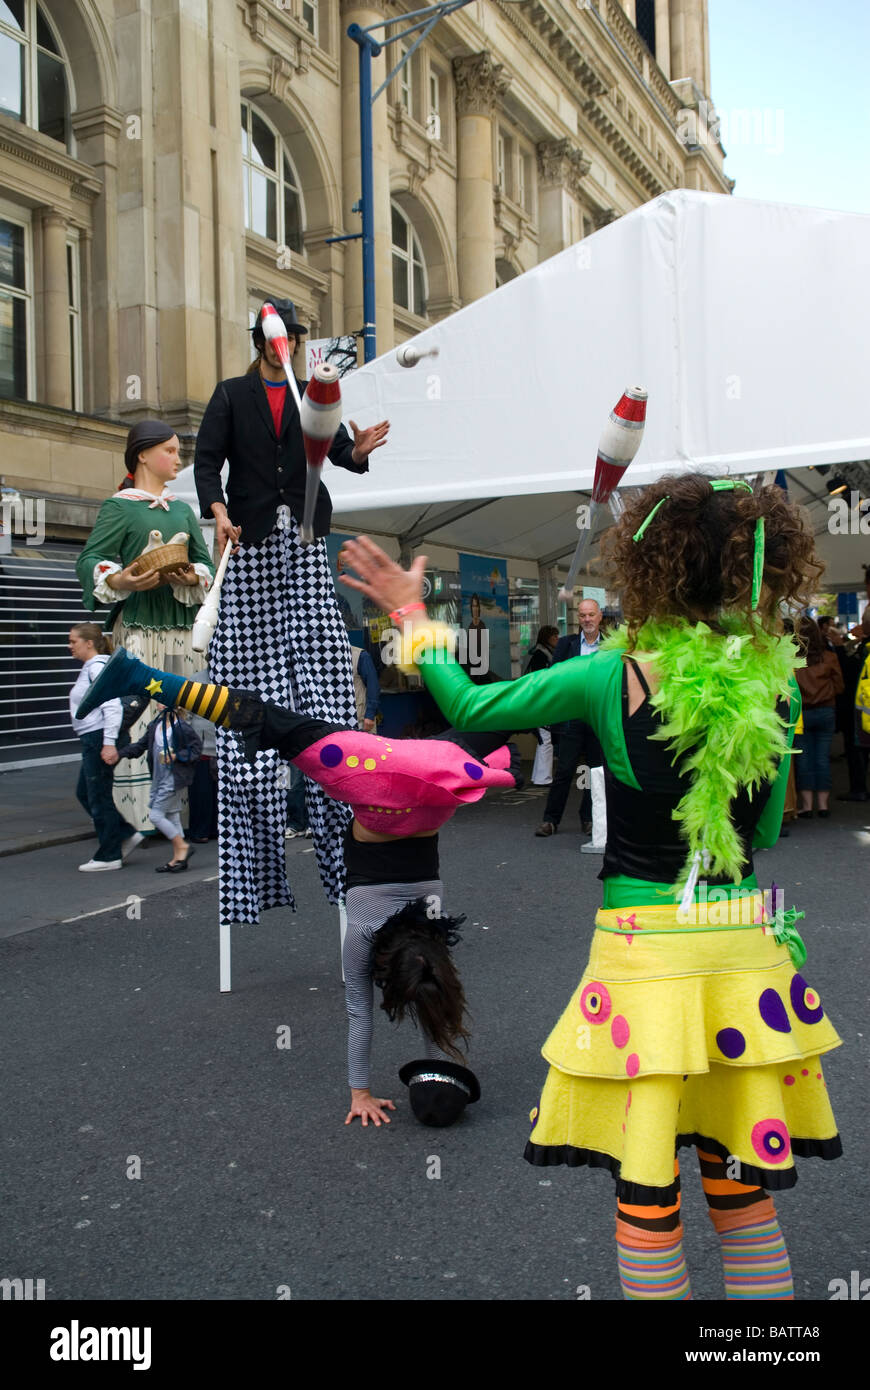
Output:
[77,490,214,831]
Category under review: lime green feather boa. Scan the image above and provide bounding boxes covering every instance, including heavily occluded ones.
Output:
[603,617,802,889]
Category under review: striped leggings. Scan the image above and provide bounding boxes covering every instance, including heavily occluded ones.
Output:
[616,1149,793,1300]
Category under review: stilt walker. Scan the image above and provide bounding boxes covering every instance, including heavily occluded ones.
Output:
[193,301,389,966]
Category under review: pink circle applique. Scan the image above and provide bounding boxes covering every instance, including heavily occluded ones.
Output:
[625,1054,640,1078]
[783,1075,795,1086]
[751,1118,791,1165]
[579,981,612,1025]
[611,1015,630,1049]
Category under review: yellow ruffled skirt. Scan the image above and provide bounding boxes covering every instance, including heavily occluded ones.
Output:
[525,897,842,1201]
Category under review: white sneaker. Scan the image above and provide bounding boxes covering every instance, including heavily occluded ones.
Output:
[79,858,123,872]
[285,828,306,839]
[304,828,313,838]
[580,843,605,854]
[121,832,145,859]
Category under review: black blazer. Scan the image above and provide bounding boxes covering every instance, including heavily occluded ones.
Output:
[194,371,369,546]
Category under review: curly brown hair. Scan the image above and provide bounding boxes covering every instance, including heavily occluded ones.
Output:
[372,900,471,1061]
[599,474,823,646]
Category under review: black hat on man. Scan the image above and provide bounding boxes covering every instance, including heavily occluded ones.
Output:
[251,298,307,350]
[398,1058,481,1127]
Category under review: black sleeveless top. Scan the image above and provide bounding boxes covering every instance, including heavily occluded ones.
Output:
[600,660,782,886]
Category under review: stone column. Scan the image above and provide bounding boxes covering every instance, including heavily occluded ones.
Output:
[340,1,394,354]
[654,0,671,77]
[536,139,591,262]
[669,0,706,90]
[621,0,637,22]
[453,52,509,305]
[40,211,72,409]
[71,106,122,416]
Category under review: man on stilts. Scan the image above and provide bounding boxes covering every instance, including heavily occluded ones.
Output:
[194,300,389,923]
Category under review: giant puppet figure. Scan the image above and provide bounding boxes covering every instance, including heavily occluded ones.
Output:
[193,301,389,921]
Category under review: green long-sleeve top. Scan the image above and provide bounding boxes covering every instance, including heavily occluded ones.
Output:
[414,637,800,908]
[77,496,215,631]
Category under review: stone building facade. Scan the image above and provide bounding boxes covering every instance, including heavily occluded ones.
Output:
[0,0,729,525]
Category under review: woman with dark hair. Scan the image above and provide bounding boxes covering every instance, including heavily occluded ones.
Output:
[335,475,843,1302]
[793,617,844,818]
[525,624,559,784]
[76,423,214,832]
[74,650,520,1125]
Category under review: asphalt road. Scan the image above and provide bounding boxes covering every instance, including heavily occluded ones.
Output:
[1,783,867,1303]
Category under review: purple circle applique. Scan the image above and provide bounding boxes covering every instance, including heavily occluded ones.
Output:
[790,973,824,1024]
[716,1027,747,1059]
[464,761,483,780]
[758,988,791,1033]
[319,743,343,768]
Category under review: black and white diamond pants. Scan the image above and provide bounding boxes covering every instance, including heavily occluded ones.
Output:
[209,516,355,922]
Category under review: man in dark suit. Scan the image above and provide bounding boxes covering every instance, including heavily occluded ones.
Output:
[195,300,388,554]
[193,300,389,923]
[535,598,603,840]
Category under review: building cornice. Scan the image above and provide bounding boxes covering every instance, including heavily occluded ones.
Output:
[0,116,102,201]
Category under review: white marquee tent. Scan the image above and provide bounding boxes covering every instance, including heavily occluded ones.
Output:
[326,190,870,590]
[176,191,870,590]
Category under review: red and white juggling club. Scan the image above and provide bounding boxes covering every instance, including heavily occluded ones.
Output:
[260,301,304,411]
[558,386,648,602]
[299,363,343,545]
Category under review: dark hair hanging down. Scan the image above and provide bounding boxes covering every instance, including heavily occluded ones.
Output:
[372,899,471,1061]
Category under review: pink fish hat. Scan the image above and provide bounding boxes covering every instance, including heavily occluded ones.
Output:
[292,731,517,834]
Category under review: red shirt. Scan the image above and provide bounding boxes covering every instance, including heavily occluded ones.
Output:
[263,380,286,436]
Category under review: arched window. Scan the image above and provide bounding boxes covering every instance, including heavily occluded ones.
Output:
[391,202,427,317]
[240,100,305,254]
[0,0,70,148]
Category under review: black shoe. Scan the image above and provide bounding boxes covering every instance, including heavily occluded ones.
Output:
[156,849,195,874]
[797,810,813,819]
[837,792,868,802]
[817,809,830,819]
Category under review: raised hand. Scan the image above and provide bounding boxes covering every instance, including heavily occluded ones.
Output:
[339,536,427,615]
[349,418,390,463]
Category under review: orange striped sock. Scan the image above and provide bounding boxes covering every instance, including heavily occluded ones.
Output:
[616,1220,692,1300]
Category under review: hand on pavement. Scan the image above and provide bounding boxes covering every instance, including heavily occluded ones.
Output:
[345,1090,396,1127]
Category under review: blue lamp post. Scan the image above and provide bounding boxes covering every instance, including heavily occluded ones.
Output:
[342,2,475,363]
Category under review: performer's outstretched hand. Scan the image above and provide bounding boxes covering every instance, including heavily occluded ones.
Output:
[345,1088,397,1127]
[349,419,390,464]
[339,536,427,615]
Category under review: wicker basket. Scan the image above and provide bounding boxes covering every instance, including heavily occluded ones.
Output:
[130,540,190,577]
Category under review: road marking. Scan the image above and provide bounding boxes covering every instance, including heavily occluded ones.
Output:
[62,901,129,923]
[61,873,219,921]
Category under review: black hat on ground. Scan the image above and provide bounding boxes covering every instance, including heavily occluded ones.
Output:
[398,1058,481,1127]
[251,298,307,349]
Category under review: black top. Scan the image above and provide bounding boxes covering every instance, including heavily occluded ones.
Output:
[600,659,780,886]
[194,371,368,545]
